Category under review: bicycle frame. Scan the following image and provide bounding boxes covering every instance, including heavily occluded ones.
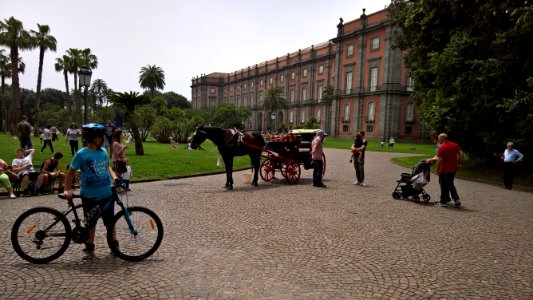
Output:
[59,186,138,237]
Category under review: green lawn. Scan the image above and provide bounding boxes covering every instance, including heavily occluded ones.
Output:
[1,133,530,191]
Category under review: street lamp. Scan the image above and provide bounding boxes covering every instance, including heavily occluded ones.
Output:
[78,66,92,124]
[271,112,276,132]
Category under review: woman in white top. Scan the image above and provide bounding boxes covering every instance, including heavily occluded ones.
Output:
[41,125,54,153]
[66,123,82,156]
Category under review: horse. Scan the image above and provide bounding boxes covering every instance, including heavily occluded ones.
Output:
[190,125,266,190]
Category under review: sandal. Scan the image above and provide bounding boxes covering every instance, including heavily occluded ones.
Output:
[10,194,16,199]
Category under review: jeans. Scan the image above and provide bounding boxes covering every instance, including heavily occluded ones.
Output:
[19,137,33,150]
[312,159,324,186]
[354,159,365,183]
[439,172,459,204]
[502,162,515,189]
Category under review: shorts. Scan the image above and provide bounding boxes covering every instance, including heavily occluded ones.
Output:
[81,196,115,228]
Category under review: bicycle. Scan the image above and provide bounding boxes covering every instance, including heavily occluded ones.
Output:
[11,184,164,264]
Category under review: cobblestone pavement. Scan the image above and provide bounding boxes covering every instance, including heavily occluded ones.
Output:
[1,149,532,299]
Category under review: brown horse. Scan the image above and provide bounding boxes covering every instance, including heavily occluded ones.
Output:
[190,125,265,190]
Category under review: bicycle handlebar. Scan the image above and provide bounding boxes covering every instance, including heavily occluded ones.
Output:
[58,193,81,199]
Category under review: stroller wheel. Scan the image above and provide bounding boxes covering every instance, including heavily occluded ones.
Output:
[423,194,431,202]
[401,192,409,199]
[392,192,401,199]
[412,195,420,202]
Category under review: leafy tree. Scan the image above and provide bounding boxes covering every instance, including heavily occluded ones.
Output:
[303,117,319,129]
[0,48,9,94]
[261,85,287,132]
[139,64,165,98]
[108,91,150,155]
[389,0,533,162]
[0,16,33,131]
[210,103,251,129]
[135,105,157,141]
[65,48,98,124]
[54,55,72,107]
[30,23,57,136]
[164,91,191,109]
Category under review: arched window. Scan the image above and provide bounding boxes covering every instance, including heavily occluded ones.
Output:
[406,102,414,122]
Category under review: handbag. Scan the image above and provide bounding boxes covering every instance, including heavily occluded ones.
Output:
[113,160,127,173]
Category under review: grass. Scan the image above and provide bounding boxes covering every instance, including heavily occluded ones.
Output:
[1,133,530,191]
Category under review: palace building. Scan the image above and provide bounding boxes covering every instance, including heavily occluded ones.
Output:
[191,8,426,141]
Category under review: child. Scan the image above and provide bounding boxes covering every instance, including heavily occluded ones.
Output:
[350,133,363,163]
[122,158,132,191]
[63,123,119,260]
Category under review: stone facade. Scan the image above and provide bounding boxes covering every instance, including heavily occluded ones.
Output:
[191,8,426,141]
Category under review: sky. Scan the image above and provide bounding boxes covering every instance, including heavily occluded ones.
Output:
[1,0,391,100]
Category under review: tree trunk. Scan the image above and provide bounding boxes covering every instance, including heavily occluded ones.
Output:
[63,70,70,107]
[34,47,45,137]
[10,47,21,135]
[126,111,144,155]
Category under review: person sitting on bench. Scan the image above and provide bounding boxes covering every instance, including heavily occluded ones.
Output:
[12,148,39,196]
[36,152,66,194]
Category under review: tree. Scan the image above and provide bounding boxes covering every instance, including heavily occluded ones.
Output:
[262,85,287,132]
[89,78,110,107]
[108,91,151,155]
[164,91,191,109]
[65,48,98,124]
[0,16,32,131]
[389,0,533,162]
[30,23,57,136]
[211,103,251,129]
[139,64,165,98]
[54,55,72,108]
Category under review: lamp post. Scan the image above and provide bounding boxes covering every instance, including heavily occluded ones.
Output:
[78,66,92,124]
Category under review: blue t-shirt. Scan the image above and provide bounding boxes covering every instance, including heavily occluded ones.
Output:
[70,147,112,199]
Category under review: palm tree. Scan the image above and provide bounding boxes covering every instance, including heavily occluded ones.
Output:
[66,48,98,124]
[89,78,110,109]
[0,16,32,131]
[108,91,151,155]
[0,48,9,94]
[0,54,25,133]
[30,24,57,136]
[54,55,72,107]
[139,65,165,98]
[262,85,287,132]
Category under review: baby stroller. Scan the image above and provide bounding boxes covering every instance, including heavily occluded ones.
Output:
[392,159,432,202]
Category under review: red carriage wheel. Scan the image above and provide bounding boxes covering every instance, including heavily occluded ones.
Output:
[284,160,301,184]
[260,159,275,181]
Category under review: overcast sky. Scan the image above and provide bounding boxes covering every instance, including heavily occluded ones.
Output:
[2,0,390,100]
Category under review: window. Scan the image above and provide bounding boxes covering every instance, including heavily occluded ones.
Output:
[251,82,254,88]
[347,44,354,56]
[316,110,321,123]
[291,72,295,79]
[302,85,307,101]
[406,102,414,122]
[300,111,305,123]
[371,37,380,50]
[317,85,323,101]
[366,124,374,134]
[290,87,295,103]
[290,111,295,123]
[343,104,350,122]
[270,77,273,85]
[280,75,284,82]
[259,94,263,104]
[318,65,324,74]
[367,102,375,122]
[343,124,349,133]
[370,67,378,92]
[303,69,307,77]
[209,97,216,108]
[260,80,264,86]
[345,71,353,94]
[244,83,247,88]
[209,88,215,94]
[407,76,414,91]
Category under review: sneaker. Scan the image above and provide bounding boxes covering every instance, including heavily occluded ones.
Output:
[353,181,360,185]
[454,199,461,207]
[82,243,95,260]
[437,202,448,207]
[315,183,327,188]
[361,182,367,187]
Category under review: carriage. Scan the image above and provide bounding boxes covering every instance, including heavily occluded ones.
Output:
[260,129,326,185]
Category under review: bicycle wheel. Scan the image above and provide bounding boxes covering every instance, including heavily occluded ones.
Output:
[108,206,163,262]
[11,207,71,264]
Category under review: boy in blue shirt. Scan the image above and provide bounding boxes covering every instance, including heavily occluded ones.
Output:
[63,123,119,259]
